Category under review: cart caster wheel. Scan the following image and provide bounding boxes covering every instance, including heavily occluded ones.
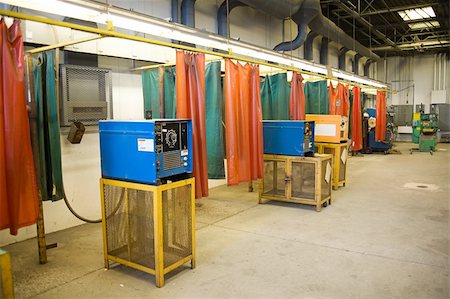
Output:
[328,199,331,205]
[430,151,433,155]
[322,201,328,207]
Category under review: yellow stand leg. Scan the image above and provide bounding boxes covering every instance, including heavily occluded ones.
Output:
[0,249,14,299]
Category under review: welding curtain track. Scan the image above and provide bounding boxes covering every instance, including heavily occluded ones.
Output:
[304,80,329,114]
[260,72,290,120]
[142,66,176,119]
[176,51,209,198]
[33,50,64,202]
[0,19,39,235]
[225,59,263,186]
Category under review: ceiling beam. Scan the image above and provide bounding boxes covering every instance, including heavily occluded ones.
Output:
[332,2,399,49]
[337,2,441,18]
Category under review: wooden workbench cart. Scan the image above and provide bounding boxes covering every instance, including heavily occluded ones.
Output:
[259,154,333,212]
[100,177,196,288]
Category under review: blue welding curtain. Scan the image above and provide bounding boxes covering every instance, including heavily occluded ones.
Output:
[33,51,64,201]
[260,73,290,120]
[304,80,329,114]
[205,61,225,178]
[141,67,176,118]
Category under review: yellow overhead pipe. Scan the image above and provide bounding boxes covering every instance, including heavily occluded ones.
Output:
[27,34,103,54]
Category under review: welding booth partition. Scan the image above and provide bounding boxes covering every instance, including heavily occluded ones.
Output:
[0,19,39,235]
[289,72,305,120]
[375,90,387,142]
[260,72,290,120]
[304,80,329,114]
[176,51,209,198]
[329,82,350,117]
[225,59,264,186]
[350,86,363,151]
[33,50,65,202]
[142,66,176,119]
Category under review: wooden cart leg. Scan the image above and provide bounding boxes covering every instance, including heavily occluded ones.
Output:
[0,249,14,299]
[248,181,253,192]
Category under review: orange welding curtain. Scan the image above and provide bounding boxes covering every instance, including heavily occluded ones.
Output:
[351,86,363,151]
[224,59,263,186]
[289,72,305,120]
[329,82,350,117]
[176,51,208,198]
[375,90,387,142]
[0,19,39,235]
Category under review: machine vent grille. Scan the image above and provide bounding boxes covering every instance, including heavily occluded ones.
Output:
[163,152,181,170]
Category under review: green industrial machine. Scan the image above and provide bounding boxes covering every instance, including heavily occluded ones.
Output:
[412,112,421,144]
[419,113,438,152]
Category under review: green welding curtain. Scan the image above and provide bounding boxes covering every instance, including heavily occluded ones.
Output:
[141,67,176,118]
[33,51,64,201]
[260,73,290,120]
[304,80,329,114]
[205,61,225,178]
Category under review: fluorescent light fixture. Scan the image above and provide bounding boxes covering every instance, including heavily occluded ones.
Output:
[331,70,386,89]
[0,0,386,89]
[398,7,436,21]
[408,21,440,30]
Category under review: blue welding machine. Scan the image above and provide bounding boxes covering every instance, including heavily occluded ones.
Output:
[263,120,315,156]
[99,119,193,185]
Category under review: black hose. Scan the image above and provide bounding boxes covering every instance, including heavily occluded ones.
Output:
[62,187,125,223]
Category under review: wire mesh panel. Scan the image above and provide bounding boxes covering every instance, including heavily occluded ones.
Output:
[104,184,155,269]
[162,185,192,268]
[262,160,286,197]
[291,161,315,200]
[60,64,112,126]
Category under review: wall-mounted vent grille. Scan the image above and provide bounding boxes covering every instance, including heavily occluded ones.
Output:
[60,64,112,126]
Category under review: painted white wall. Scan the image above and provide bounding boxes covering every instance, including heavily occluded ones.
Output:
[376,54,449,111]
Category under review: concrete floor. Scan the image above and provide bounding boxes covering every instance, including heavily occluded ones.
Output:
[4,142,449,299]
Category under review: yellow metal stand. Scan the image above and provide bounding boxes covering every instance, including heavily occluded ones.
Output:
[100,178,196,288]
[316,142,348,190]
[259,154,333,212]
[0,249,14,299]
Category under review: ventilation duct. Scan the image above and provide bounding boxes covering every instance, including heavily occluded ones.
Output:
[320,37,328,65]
[338,47,350,71]
[237,0,380,60]
[172,0,179,23]
[273,23,307,52]
[353,54,362,75]
[364,60,372,77]
[304,31,319,61]
[181,0,196,27]
[218,0,247,37]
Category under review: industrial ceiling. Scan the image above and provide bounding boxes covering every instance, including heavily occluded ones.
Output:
[321,0,450,56]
